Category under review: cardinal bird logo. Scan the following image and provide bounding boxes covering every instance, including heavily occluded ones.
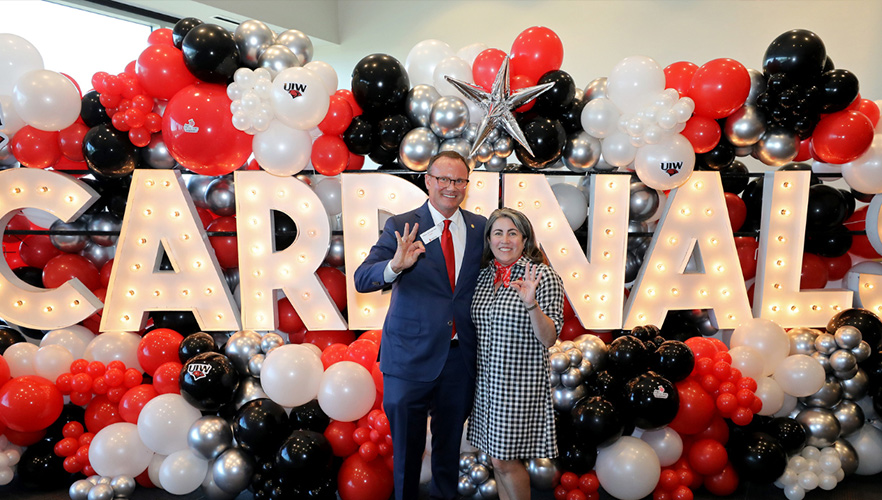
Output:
[653,385,669,399]
[187,363,212,380]
[284,82,307,99]
[660,161,683,177]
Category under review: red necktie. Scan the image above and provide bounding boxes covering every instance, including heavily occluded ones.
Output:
[441,219,456,338]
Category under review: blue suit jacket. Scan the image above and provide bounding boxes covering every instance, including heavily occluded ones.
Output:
[354,201,486,382]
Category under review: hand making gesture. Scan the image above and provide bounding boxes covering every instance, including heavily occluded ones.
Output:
[390,222,425,274]
[509,261,543,310]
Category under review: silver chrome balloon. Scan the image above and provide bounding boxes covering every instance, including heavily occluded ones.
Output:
[468,463,490,484]
[260,332,284,353]
[629,180,660,222]
[109,476,135,498]
[232,376,268,409]
[69,479,93,500]
[625,250,643,283]
[478,478,498,499]
[225,330,263,374]
[429,96,469,139]
[833,438,859,475]
[79,240,115,269]
[212,447,255,494]
[851,341,872,363]
[560,366,582,388]
[325,234,345,267]
[207,177,236,217]
[476,451,491,466]
[549,352,570,374]
[796,407,842,448]
[224,267,240,293]
[50,218,88,253]
[86,483,114,500]
[457,475,477,496]
[832,400,864,437]
[483,154,507,172]
[578,358,594,378]
[723,105,766,147]
[141,135,177,169]
[754,128,799,166]
[493,135,513,158]
[234,20,275,68]
[399,127,439,172]
[87,212,121,247]
[745,69,767,105]
[187,175,215,209]
[835,365,859,380]
[406,84,441,128]
[439,138,476,169]
[829,350,857,374]
[801,376,842,408]
[188,415,233,460]
[247,353,265,377]
[459,452,478,473]
[562,131,601,172]
[549,371,561,387]
[584,77,608,102]
[202,465,237,500]
[275,29,313,65]
[834,326,862,350]
[257,44,301,78]
[575,334,608,372]
[525,458,560,490]
[812,351,833,374]
[552,384,587,412]
[789,327,820,356]
[840,369,868,400]
[815,333,839,355]
[566,347,583,366]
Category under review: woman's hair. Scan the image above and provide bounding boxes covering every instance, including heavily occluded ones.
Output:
[481,208,546,267]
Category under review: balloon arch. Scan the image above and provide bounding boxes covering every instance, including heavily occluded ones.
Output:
[1,19,882,500]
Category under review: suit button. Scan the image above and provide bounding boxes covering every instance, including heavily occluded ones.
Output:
[447,320,453,326]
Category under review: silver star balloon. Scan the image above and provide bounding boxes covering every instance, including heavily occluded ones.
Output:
[445,56,554,158]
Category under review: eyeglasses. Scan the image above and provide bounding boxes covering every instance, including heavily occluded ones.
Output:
[426,174,469,188]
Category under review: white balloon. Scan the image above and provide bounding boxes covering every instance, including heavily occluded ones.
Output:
[260,344,323,407]
[148,453,167,489]
[773,355,826,397]
[634,134,695,190]
[317,361,376,422]
[0,95,26,137]
[841,134,882,194]
[845,423,882,475]
[83,331,143,372]
[729,345,765,380]
[252,120,312,176]
[13,69,80,131]
[639,427,683,466]
[456,42,488,67]
[270,67,330,130]
[304,61,338,95]
[314,177,343,216]
[89,423,154,478]
[774,392,799,418]
[433,56,473,97]
[607,56,666,115]
[551,183,588,230]
[601,131,637,167]
[731,318,790,377]
[3,342,38,377]
[581,98,621,139]
[0,34,44,95]
[138,394,202,455]
[596,436,660,500]
[33,344,74,381]
[40,325,95,359]
[755,376,785,416]
[405,39,454,86]
[158,450,209,495]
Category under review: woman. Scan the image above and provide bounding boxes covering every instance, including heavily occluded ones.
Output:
[467,208,564,500]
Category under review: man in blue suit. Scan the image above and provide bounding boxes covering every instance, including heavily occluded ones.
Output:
[355,151,486,500]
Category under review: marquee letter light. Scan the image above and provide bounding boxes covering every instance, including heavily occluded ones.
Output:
[0,169,102,328]
[342,173,430,330]
[461,170,500,218]
[235,171,346,331]
[503,173,629,330]
[101,170,240,332]
[624,172,751,330]
[754,171,852,326]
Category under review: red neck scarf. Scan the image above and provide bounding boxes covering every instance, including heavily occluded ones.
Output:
[493,260,517,288]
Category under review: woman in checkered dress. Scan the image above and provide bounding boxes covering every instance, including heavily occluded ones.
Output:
[467,208,564,500]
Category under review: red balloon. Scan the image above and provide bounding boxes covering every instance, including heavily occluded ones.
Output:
[4,427,46,446]
[135,468,155,488]
[724,192,746,232]
[346,339,380,372]
[665,61,699,97]
[137,328,184,376]
[0,356,9,387]
[118,384,159,423]
[681,116,721,154]
[472,48,507,91]
[42,254,101,292]
[305,330,356,351]
[277,297,305,333]
[688,439,728,476]
[812,110,875,164]
[559,316,590,342]
[58,122,89,161]
[509,27,564,84]
[794,137,813,162]
[10,126,62,169]
[688,59,750,119]
[346,152,365,171]
[337,454,394,500]
[152,361,182,394]
[84,394,123,433]
[824,253,852,281]
[4,212,30,243]
[147,28,175,47]
[360,330,382,345]
[312,135,350,176]
[693,415,729,445]
[685,337,718,360]
[703,464,739,496]
[668,379,715,435]
[325,420,359,457]
[207,216,238,269]
[321,343,348,370]
[335,89,362,117]
[371,362,383,394]
[162,83,251,175]
[318,266,347,311]
[318,95,354,136]
[846,206,881,259]
[0,375,64,432]
[801,253,829,289]
[288,328,307,344]
[734,237,758,281]
[857,98,881,127]
[510,74,539,113]
[19,235,61,269]
[99,259,114,288]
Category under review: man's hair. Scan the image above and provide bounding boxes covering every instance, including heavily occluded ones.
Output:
[427,150,469,175]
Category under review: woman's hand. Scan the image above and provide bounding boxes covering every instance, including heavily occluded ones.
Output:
[509,261,542,308]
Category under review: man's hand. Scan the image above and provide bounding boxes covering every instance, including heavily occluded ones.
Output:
[390,222,425,274]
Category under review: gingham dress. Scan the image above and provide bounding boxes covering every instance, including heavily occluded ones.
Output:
[467,257,564,460]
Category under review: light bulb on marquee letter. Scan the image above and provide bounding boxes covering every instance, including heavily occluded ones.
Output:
[235,172,346,331]
[624,172,751,330]
[754,171,852,326]
[461,171,500,218]
[503,173,629,330]
[342,173,431,330]
[101,170,240,332]
[0,169,102,329]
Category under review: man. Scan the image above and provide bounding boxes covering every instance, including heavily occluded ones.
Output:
[354,151,486,499]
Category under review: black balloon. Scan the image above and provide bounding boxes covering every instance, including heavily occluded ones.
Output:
[591,369,624,404]
[719,160,750,195]
[805,224,852,258]
[17,440,70,490]
[533,70,576,116]
[13,266,43,288]
[806,184,848,231]
[0,326,26,355]
[179,332,218,363]
[820,69,859,113]
[697,139,735,170]
[624,372,679,430]
[273,210,298,250]
[570,396,623,448]
[181,24,239,83]
[851,188,875,203]
[152,310,201,335]
[80,90,110,128]
[559,441,596,475]
[342,116,374,155]
[763,417,807,454]
[827,308,882,351]
[838,188,856,220]
[629,325,659,343]
[660,310,702,342]
[351,54,410,115]
[606,335,648,377]
[289,400,330,433]
[234,398,292,457]
[651,340,695,382]
[740,177,765,219]
[180,352,239,410]
[763,29,827,80]
[728,432,787,483]
[82,123,138,178]
[368,144,399,166]
[172,17,203,49]
[377,114,412,150]
[514,117,566,168]
[43,403,86,441]
[557,98,587,134]
[276,430,334,486]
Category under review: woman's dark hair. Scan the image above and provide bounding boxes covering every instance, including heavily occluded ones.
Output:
[481,208,545,267]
